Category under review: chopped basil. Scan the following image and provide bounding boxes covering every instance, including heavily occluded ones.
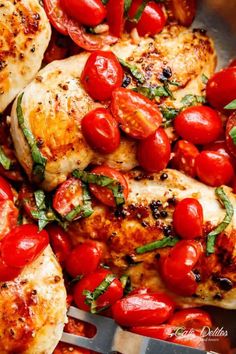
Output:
[133,85,170,99]
[120,274,132,295]
[0,147,11,170]
[83,274,116,313]
[160,107,180,128]
[124,0,132,14]
[136,236,179,254]
[101,0,109,4]
[34,190,47,211]
[201,74,209,85]
[181,94,206,107]
[17,213,23,225]
[229,127,236,145]
[72,170,125,206]
[16,93,47,182]
[224,99,236,110]
[131,0,148,22]
[207,187,234,254]
[65,183,93,221]
[118,58,145,84]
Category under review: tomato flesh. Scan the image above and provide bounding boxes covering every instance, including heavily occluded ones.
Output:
[18,184,37,219]
[0,176,13,201]
[43,0,70,35]
[226,113,236,159]
[47,224,72,265]
[172,140,199,177]
[0,200,19,240]
[166,0,197,27]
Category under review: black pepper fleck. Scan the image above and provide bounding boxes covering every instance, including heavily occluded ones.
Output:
[160,173,168,181]
[160,210,168,218]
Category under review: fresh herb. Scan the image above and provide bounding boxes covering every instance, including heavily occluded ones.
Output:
[16,93,47,182]
[229,127,236,145]
[120,274,132,295]
[65,183,93,221]
[207,187,234,254]
[17,213,23,225]
[124,0,132,14]
[201,74,209,85]
[83,274,116,313]
[136,237,179,254]
[118,58,145,84]
[160,107,180,128]
[181,94,206,107]
[101,0,109,4]
[72,170,125,206]
[0,147,11,170]
[34,190,47,211]
[224,99,236,110]
[133,85,170,99]
[132,0,148,22]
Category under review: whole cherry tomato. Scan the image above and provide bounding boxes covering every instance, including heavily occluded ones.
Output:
[81,108,120,154]
[111,88,162,139]
[173,198,203,239]
[47,224,72,265]
[0,176,13,201]
[203,140,232,159]
[172,140,199,177]
[206,67,236,109]
[169,329,205,349]
[0,257,21,282]
[18,184,37,219]
[163,269,198,297]
[130,324,176,340]
[112,292,175,327]
[196,151,234,187]
[74,269,123,312]
[107,0,125,37]
[165,0,197,27]
[53,178,83,218]
[1,224,49,268]
[89,166,129,207]
[174,106,222,145]
[61,0,106,27]
[226,113,236,159]
[65,241,101,278]
[137,128,171,172]
[81,51,123,101]
[0,200,19,239]
[128,0,166,36]
[168,309,212,329]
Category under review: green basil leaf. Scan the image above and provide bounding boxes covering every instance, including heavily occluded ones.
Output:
[31,209,58,231]
[181,94,206,107]
[136,236,179,254]
[0,147,11,170]
[101,0,109,4]
[133,85,170,99]
[118,58,145,84]
[160,107,180,128]
[132,0,148,22]
[65,183,93,221]
[34,190,47,211]
[224,99,236,110]
[207,187,234,254]
[229,127,236,145]
[201,74,209,85]
[124,0,132,14]
[120,274,132,295]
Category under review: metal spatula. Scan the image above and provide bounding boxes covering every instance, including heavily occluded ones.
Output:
[61,306,218,354]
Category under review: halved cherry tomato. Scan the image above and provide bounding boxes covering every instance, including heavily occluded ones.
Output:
[226,113,236,159]
[0,176,13,201]
[0,257,21,282]
[65,241,101,278]
[54,343,91,354]
[0,200,19,240]
[112,292,175,327]
[0,145,23,182]
[206,67,236,110]
[173,198,203,239]
[44,31,69,64]
[137,128,171,172]
[171,140,199,177]
[53,178,83,218]
[74,269,123,312]
[43,0,70,35]
[169,329,205,349]
[130,324,176,340]
[1,224,49,268]
[81,51,123,101]
[18,184,37,219]
[169,309,213,329]
[81,108,120,154]
[61,0,106,27]
[111,88,162,139]
[174,106,222,145]
[107,0,124,38]
[89,166,129,207]
[47,224,72,265]
[128,0,166,36]
[166,0,197,27]
[196,151,234,187]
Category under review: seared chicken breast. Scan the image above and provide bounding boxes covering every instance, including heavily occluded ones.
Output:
[10,25,216,191]
[0,246,67,354]
[68,169,236,310]
[0,0,51,113]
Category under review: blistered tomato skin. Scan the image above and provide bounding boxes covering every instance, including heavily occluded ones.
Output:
[174,106,222,145]
[173,198,203,239]
[81,51,123,101]
[47,224,72,265]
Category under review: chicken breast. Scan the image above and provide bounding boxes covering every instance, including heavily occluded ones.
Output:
[10,25,216,191]
[68,169,236,310]
[0,0,51,113]
[0,246,67,353]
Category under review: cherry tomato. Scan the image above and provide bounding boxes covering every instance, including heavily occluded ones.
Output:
[112,292,175,327]
[107,0,125,38]
[74,269,123,312]
[81,51,123,101]
[0,200,19,239]
[206,67,236,110]
[54,343,91,354]
[18,184,37,219]
[169,309,213,329]
[166,0,197,27]
[47,224,72,265]
[169,330,205,349]
[65,241,101,278]
[173,198,203,239]
[0,257,21,282]
[44,31,69,64]
[171,140,199,177]
[163,269,198,297]
[53,178,83,218]
[0,176,13,201]
[43,0,70,35]
[196,151,234,187]
[111,88,162,139]
[89,166,129,207]
[1,224,49,268]
[61,0,106,27]
[137,128,171,172]
[226,113,236,159]
[128,0,166,36]
[174,106,222,145]
[0,145,23,182]
[81,108,120,154]
[130,324,176,340]
[129,287,150,296]
[203,140,232,159]
[229,59,236,67]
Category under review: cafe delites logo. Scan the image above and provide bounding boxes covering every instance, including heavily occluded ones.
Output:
[173,326,228,341]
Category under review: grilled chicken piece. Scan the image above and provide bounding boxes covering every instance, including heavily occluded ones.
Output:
[10,25,216,191]
[0,246,67,354]
[68,169,236,309]
[0,0,51,113]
